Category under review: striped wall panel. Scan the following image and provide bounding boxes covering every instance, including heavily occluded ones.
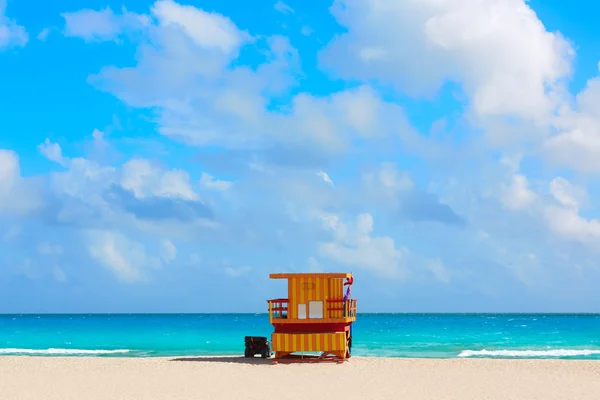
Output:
[288,277,345,319]
[271,332,347,353]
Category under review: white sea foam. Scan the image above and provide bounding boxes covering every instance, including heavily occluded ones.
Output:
[458,349,600,358]
[0,348,131,355]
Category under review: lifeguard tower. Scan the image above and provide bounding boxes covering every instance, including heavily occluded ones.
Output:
[267,273,357,363]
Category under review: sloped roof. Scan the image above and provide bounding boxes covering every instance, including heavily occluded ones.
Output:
[269,272,352,279]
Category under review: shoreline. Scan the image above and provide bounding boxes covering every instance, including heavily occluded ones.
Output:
[2,356,600,400]
[2,354,600,360]
[3,352,600,360]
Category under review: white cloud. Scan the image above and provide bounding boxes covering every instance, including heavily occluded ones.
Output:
[363,162,414,195]
[0,150,41,215]
[37,28,51,41]
[321,0,573,123]
[199,172,233,191]
[120,158,199,200]
[500,174,536,211]
[496,171,600,252]
[38,139,68,166]
[151,0,251,54]
[92,128,105,141]
[540,178,600,248]
[224,265,251,278]
[426,259,451,284]
[0,149,18,195]
[39,143,214,237]
[49,157,116,204]
[543,205,600,248]
[160,239,177,263]
[549,177,586,210]
[61,6,149,42]
[0,0,28,49]
[318,213,408,278]
[317,170,334,187]
[543,64,600,172]
[87,230,161,282]
[274,1,294,15]
[85,0,402,155]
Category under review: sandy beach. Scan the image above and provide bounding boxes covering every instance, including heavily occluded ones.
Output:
[1,356,600,400]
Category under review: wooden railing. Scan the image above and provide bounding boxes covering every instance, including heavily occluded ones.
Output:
[326,298,357,319]
[347,299,357,318]
[267,298,288,319]
[268,298,357,321]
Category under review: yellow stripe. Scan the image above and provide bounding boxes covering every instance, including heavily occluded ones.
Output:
[292,334,297,351]
[288,279,298,319]
[338,279,343,317]
[292,278,298,319]
[317,334,321,350]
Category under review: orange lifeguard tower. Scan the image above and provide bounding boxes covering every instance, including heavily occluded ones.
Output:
[267,272,357,363]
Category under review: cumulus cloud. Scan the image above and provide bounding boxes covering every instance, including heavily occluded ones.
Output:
[36,28,51,41]
[425,259,451,284]
[224,265,251,278]
[151,0,251,53]
[493,169,600,252]
[541,178,600,248]
[87,230,162,282]
[542,64,600,172]
[160,239,177,263]
[85,1,403,156]
[318,213,408,278]
[317,170,334,187]
[274,1,294,15]
[199,172,233,191]
[107,185,213,222]
[500,174,536,211]
[549,177,587,210]
[0,0,28,49]
[33,136,213,229]
[61,6,149,42]
[361,162,465,226]
[38,139,68,167]
[321,0,573,123]
[120,158,199,201]
[0,150,42,215]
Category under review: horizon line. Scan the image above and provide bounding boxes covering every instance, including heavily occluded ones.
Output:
[2,312,600,315]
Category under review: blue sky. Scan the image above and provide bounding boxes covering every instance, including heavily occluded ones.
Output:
[2,0,600,313]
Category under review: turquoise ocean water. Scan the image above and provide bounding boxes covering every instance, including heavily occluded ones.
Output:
[1,314,600,359]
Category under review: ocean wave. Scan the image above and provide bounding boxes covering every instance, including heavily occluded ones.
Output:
[458,349,600,358]
[0,348,131,355]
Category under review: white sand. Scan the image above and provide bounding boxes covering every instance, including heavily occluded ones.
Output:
[2,356,600,400]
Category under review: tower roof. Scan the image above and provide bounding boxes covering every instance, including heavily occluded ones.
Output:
[269,272,352,279]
